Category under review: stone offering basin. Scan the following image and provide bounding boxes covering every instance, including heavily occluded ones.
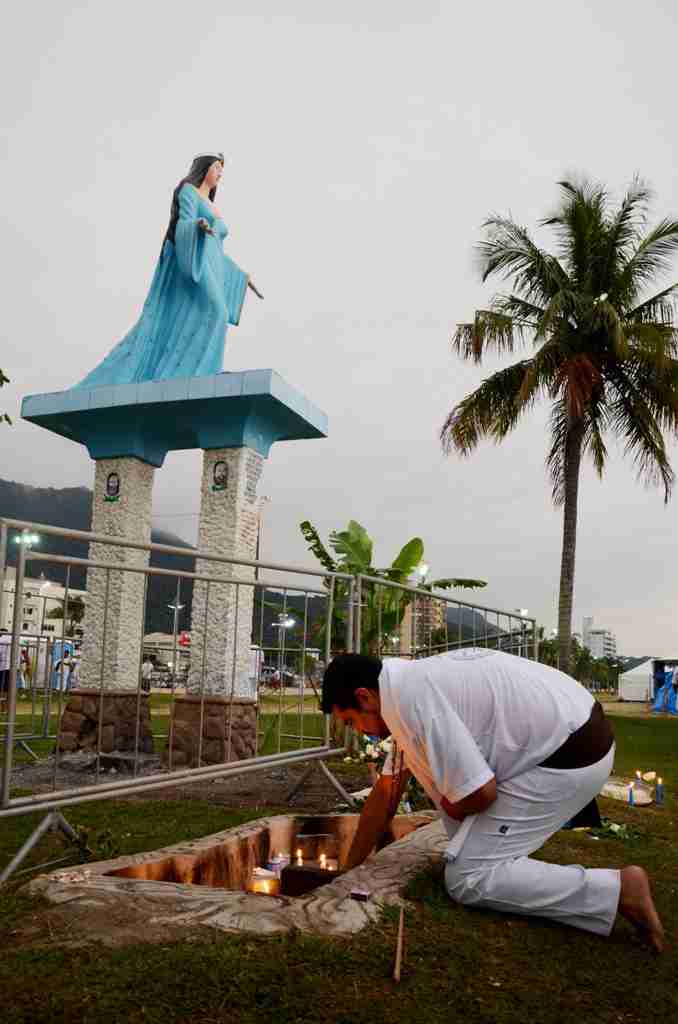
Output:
[29,812,447,941]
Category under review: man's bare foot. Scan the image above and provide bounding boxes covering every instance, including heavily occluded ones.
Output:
[618,866,665,952]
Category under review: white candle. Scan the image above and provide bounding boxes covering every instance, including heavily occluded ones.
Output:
[248,867,280,896]
[319,853,327,870]
[296,847,303,866]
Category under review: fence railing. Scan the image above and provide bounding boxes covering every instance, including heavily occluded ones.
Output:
[0,517,536,879]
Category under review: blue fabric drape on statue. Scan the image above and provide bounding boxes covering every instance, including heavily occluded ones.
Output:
[77,185,248,387]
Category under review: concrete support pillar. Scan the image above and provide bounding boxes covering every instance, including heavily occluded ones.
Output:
[164,447,262,767]
[188,446,264,699]
[78,457,155,691]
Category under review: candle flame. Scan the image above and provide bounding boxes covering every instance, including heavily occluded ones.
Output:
[320,853,327,869]
[658,777,663,785]
[263,881,269,894]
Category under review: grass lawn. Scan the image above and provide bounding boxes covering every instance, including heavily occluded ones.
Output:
[1,713,677,1023]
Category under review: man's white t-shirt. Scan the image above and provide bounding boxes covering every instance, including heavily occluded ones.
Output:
[380,649,594,807]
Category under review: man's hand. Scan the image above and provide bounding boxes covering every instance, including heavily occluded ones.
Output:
[440,777,497,821]
[344,768,411,871]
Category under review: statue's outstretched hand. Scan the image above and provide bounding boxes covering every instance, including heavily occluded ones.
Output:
[247,278,264,300]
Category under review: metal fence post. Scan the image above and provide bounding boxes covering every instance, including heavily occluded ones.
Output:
[354,575,363,656]
[1,543,26,808]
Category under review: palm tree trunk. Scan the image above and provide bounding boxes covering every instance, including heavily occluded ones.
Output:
[557,422,585,674]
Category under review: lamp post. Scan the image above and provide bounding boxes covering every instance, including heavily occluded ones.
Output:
[515,608,529,658]
[13,532,40,637]
[271,613,295,685]
[168,603,185,637]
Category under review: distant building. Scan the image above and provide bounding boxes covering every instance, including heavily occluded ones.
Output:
[399,594,446,653]
[1,568,86,639]
[582,616,617,659]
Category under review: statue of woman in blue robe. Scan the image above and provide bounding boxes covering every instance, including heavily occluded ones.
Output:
[77,152,262,388]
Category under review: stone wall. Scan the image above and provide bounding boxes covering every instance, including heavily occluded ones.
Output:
[162,695,257,768]
[188,447,264,698]
[79,457,155,691]
[57,689,153,754]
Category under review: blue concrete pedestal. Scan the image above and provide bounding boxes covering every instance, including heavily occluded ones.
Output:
[22,369,328,466]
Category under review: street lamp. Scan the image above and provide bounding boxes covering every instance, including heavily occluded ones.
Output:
[514,608,529,658]
[13,532,40,635]
[271,613,295,684]
[167,603,185,636]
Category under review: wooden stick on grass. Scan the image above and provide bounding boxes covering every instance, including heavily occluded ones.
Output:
[392,907,405,982]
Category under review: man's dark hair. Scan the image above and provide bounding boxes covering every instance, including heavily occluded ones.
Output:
[321,654,383,714]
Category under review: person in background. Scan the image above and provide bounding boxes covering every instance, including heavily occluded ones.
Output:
[68,652,81,690]
[18,647,32,696]
[0,629,12,694]
[141,656,154,693]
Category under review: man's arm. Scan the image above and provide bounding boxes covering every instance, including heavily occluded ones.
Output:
[344,768,411,871]
[440,777,497,822]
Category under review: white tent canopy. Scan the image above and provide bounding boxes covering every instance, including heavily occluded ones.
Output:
[619,660,653,701]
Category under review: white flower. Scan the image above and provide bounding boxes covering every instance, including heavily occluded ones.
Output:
[642,771,656,782]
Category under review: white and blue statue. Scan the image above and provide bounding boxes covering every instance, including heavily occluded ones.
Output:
[78,152,263,387]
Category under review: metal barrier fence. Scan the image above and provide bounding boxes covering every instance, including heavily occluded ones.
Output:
[351,574,537,662]
[0,517,536,881]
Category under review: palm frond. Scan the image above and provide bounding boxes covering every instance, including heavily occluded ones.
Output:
[625,321,678,363]
[491,293,546,324]
[451,311,527,364]
[545,400,569,504]
[441,360,541,455]
[607,368,674,501]
[478,217,569,301]
[628,281,678,324]
[582,404,609,479]
[542,180,607,290]
[617,219,678,303]
[601,177,652,281]
[620,351,678,433]
[425,577,487,591]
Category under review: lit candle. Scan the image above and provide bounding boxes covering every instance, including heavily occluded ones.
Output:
[635,770,642,784]
[248,867,280,896]
[296,848,303,866]
[656,777,665,805]
[319,853,327,870]
[628,782,635,806]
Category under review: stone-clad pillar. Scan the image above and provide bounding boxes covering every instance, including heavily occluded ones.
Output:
[79,457,155,690]
[188,446,264,698]
[164,447,262,767]
[58,457,155,756]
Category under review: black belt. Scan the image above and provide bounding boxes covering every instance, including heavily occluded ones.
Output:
[538,701,614,770]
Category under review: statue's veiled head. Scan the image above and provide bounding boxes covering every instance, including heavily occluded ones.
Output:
[163,152,225,248]
[185,152,225,200]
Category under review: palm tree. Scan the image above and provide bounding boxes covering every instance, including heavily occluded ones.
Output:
[441,179,678,671]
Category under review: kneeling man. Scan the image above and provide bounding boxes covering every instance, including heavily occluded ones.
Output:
[322,650,664,951]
